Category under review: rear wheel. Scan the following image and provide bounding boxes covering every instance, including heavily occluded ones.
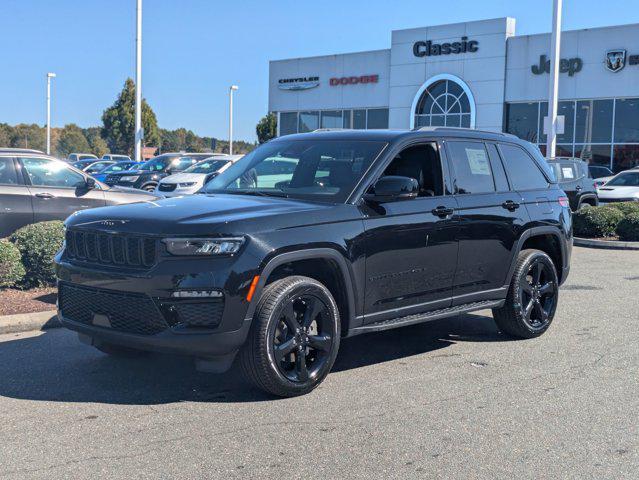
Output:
[492,249,559,339]
[240,276,341,397]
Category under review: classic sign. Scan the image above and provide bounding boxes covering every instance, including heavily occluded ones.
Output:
[413,36,479,57]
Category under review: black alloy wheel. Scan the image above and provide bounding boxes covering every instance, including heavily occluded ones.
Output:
[519,260,557,332]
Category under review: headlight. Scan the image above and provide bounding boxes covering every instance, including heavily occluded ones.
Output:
[162,237,245,256]
[120,175,139,182]
[178,182,197,188]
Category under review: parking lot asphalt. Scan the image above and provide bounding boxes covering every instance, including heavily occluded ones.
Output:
[0,247,637,479]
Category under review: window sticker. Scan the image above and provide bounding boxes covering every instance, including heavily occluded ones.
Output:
[465,148,491,175]
[562,167,575,179]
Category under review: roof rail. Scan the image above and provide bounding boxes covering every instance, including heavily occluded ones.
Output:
[312,128,352,132]
[0,147,45,154]
[413,126,518,139]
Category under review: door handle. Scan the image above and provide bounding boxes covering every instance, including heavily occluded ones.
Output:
[35,192,55,199]
[432,206,454,218]
[502,200,520,211]
[575,185,583,191]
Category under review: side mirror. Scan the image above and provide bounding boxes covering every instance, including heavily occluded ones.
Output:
[84,177,96,189]
[364,176,419,203]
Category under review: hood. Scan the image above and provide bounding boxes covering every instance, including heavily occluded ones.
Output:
[65,193,336,235]
[159,172,206,184]
[598,186,639,199]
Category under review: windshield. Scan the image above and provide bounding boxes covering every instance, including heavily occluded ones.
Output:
[103,162,134,173]
[185,159,229,174]
[202,139,387,202]
[606,172,639,187]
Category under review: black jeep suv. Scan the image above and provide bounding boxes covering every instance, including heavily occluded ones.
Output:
[55,128,572,397]
[547,157,598,211]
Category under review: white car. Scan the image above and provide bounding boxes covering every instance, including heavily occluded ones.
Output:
[155,154,242,196]
[597,169,639,204]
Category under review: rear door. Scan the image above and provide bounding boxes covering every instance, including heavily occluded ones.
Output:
[444,140,526,303]
[18,156,106,223]
[0,156,34,236]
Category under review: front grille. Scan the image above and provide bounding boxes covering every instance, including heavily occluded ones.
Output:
[105,174,118,185]
[172,300,224,328]
[59,283,168,335]
[158,183,177,192]
[66,229,157,269]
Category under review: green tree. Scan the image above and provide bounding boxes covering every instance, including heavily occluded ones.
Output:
[0,123,13,147]
[83,127,109,157]
[101,78,159,156]
[56,124,91,157]
[10,124,46,151]
[256,112,277,144]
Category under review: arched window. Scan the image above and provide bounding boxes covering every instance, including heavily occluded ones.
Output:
[411,75,475,129]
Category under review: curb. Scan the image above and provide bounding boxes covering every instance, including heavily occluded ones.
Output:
[0,310,60,335]
[574,237,639,251]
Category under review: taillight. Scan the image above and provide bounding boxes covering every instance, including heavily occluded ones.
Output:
[558,196,570,208]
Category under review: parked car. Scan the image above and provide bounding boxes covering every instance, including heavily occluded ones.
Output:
[597,169,639,204]
[91,161,141,183]
[104,153,214,191]
[0,150,158,237]
[588,165,613,180]
[101,154,132,162]
[56,128,572,397]
[82,160,116,175]
[547,157,598,211]
[72,159,103,171]
[155,154,240,197]
[67,153,98,163]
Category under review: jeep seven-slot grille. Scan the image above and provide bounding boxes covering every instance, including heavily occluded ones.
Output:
[65,229,157,268]
[59,283,168,335]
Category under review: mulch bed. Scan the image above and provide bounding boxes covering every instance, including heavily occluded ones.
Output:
[0,287,57,316]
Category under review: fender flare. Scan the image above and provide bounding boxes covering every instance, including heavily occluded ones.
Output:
[577,194,598,208]
[505,226,568,286]
[244,248,358,332]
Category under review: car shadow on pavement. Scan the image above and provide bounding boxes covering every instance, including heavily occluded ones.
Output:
[0,312,505,405]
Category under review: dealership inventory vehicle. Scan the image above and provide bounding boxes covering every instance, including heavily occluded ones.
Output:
[104,152,213,191]
[547,157,598,211]
[597,169,639,204]
[101,154,132,162]
[155,154,240,197]
[0,150,158,237]
[55,128,572,397]
[82,160,116,175]
[588,165,613,180]
[91,160,141,183]
[67,153,98,163]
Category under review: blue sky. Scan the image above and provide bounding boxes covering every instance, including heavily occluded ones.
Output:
[1,0,638,142]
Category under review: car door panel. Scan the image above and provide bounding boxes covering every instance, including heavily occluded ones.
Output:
[0,158,34,236]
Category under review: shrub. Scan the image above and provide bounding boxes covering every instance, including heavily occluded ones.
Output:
[0,239,26,288]
[608,201,639,216]
[573,206,624,238]
[616,213,639,242]
[9,221,65,288]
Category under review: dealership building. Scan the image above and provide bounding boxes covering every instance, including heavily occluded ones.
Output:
[269,17,639,172]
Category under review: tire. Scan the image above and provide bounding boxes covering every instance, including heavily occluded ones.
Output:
[141,184,157,192]
[239,276,341,397]
[492,249,559,339]
[94,342,147,357]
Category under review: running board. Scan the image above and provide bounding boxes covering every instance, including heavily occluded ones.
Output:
[348,300,504,336]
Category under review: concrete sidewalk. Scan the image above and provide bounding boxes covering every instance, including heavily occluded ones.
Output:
[0,310,59,335]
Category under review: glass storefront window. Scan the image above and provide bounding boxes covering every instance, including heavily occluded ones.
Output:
[556,101,575,144]
[575,100,613,144]
[298,111,319,133]
[555,144,573,157]
[320,110,343,129]
[574,144,612,167]
[614,98,639,143]
[342,110,352,129]
[506,102,539,143]
[367,108,389,129]
[279,112,298,136]
[353,110,366,129]
[613,145,639,172]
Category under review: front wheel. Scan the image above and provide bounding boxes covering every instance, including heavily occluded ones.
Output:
[492,249,559,339]
[239,276,341,397]
[141,184,157,192]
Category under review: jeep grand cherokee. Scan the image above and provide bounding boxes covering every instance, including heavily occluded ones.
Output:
[55,128,572,397]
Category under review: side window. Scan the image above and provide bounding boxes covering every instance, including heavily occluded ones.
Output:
[498,144,550,191]
[381,143,444,197]
[0,158,20,185]
[486,143,510,192]
[20,157,85,188]
[446,141,495,194]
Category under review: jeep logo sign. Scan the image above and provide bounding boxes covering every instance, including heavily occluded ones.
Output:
[413,36,479,57]
[531,54,583,77]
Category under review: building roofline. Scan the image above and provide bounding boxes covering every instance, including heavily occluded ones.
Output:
[269,48,390,64]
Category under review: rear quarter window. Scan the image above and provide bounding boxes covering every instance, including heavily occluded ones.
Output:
[498,143,550,191]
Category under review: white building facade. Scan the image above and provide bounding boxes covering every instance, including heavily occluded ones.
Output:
[269,18,639,172]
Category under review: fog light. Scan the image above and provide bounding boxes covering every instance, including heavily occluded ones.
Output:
[171,290,223,298]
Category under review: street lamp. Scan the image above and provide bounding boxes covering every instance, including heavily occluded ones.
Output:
[229,85,239,155]
[545,0,563,159]
[46,72,56,155]
[134,0,143,163]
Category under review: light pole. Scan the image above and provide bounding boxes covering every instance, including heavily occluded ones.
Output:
[134,0,143,163]
[46,73,56,155]
[229,85,238,155]
[545,0,563,159]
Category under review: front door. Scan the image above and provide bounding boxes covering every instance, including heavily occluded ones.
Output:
[18,156,106,222]
[362,142,459,324]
